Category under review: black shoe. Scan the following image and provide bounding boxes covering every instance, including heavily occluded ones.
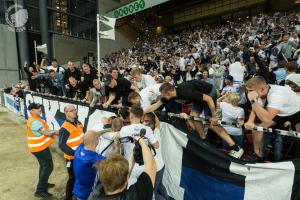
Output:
[34,191,53,198]
[47,183,55,189]
[247,153,264,163]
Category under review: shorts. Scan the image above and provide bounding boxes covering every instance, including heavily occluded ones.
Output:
[191,87,217,117]
[164,101,182,114]
[254,111,300,132]
[191,103,205,114]
[273,111,300,130]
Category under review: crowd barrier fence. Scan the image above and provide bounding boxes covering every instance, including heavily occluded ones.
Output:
[1,91,300,200]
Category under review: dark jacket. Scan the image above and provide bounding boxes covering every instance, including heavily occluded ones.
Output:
[253,52,276,84]
[88,172,153,200]
[181,69,197,82]
[63,68,82,83]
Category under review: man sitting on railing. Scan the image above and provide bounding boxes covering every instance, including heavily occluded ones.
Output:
[146,80,244,159]
[244,76,300,162]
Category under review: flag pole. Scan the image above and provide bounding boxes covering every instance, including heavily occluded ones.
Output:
[34,40,38,65]
[97,14,101,80]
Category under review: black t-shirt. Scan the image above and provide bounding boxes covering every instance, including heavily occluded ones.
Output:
[175,80,213,104]
[82,71,98,89]
[68,82,89,99]
[88,172,153,200]
[106,77,133,100]
[64,68,82,83]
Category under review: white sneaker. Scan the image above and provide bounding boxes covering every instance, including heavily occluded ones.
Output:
[229,147,244,159]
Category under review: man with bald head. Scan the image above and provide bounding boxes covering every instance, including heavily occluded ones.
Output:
[73,131,106,200]
[64,60,81,84]
[59,105,84,200]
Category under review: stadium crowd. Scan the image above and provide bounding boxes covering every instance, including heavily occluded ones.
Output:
[3,11,300,199]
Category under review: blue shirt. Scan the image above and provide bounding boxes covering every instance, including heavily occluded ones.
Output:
[73,143,106,200]
[204,78,215,86]
[274,68,287,84]
[30,120,43,136]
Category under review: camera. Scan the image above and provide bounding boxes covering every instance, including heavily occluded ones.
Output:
[133,129,146,165]
[118,128,156,166]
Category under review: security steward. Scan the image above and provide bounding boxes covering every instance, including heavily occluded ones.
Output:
[26,103,58,198]
[59,105,84,200]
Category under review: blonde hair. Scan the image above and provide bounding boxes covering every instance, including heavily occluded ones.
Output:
[245,76,266,88]
[164,76,172,83]
[227,93,240,106]
[130,67,142,76]
[82,63,90,69]
[96,155,129,193]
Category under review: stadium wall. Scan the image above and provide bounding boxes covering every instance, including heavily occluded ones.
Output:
[99,0,137,57]
[52,34,97,65]
[50,1,138,65]
[173,0,266,25]
[0,24,19,88]
[268,0,300,12]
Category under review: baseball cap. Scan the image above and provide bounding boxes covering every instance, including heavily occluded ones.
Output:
[102,74,113,86]
[28,103,42,110]
[225,75,234,82]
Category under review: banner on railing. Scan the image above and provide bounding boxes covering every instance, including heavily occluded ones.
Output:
[21,92,300,200]
[3,93,24,116]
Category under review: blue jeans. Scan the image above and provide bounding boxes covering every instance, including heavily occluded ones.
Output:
[154,167,168,200]
[263,134,282,161]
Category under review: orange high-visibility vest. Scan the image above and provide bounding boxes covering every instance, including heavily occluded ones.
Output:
[26,116,55,153]
[61,121,84,160]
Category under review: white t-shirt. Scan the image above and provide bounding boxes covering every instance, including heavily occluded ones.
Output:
[120,123,157,160]
[128,129,164,188]
[189,52,200,60]
[221,85,238,95]
[266,85,300,117]
[120,123,157,187]
[47,65,65,74]
[91,124,115,157]
[229,62,245,83]
[185,72,193,81]
[139,83,161,109]
[153,128,164,171]
[179,57,188,71]
[91,123,104,132]
[128,163,144,187]
[95,132,115,157]
[209,67,215,77]
[220,102,244,136]
[135,74,156,90]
